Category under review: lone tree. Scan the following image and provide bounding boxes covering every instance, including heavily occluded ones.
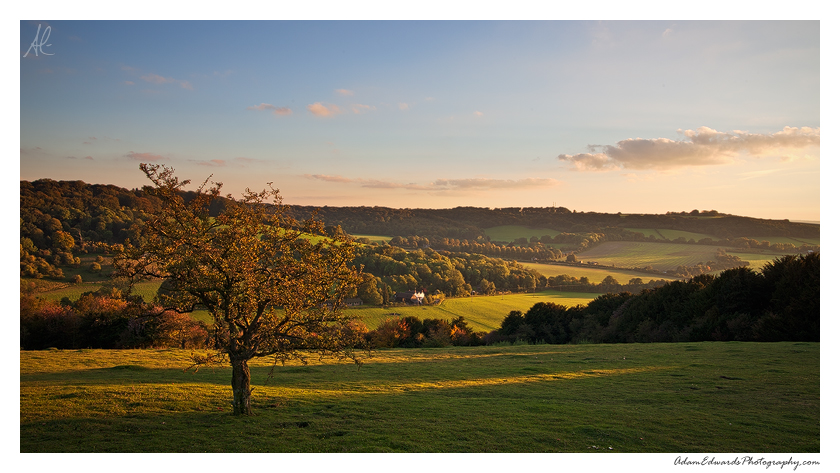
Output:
[114,164,363,415]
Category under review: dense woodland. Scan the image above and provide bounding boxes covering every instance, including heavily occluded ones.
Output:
[489,252,819,344]
[20,178,819,349]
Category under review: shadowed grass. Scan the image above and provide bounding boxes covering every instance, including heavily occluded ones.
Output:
[21,342,818,453]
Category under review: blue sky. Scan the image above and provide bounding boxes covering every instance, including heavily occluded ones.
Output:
[20,19,821,220]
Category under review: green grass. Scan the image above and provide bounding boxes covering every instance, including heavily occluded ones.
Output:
[575,242,740,271]
[483,225,562,242]
[520,262,677,284]
[349,234,392,244]
[34,280,164,303]
[348,290,598,331]
[744,236,820,246]
[20,342,819,452]
[624,228,716,241]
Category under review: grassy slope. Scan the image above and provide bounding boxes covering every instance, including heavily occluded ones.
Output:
[348,290,598,331]
[520,262,677,284]
[20,342,819,453]
[573,241,791,272]
[484,225,562,242]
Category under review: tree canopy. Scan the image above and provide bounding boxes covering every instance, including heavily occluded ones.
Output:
[114,164,363,415]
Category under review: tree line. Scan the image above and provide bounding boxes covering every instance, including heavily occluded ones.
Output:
[488,253,819,344]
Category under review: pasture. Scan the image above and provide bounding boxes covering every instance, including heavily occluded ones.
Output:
[575,241,745,272]
[347,290,598,331]
[520,262,677,284]
[624,228,715,241]
[349,234,392,244]
[20,342,819,453]
[483,225,561,242]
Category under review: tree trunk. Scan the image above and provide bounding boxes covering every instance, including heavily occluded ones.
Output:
[230,357,253,415]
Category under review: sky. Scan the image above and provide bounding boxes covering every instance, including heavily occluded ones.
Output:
[19,18,821,221]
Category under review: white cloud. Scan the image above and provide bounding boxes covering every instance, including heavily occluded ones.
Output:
[558,126,820,172]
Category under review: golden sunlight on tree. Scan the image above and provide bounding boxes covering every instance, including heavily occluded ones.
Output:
[114,164,363,415]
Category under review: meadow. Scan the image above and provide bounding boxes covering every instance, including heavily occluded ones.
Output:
[483,225,561,242]
[573,241,790,272]
[519,261,676,284]
[347,290,598,331]
[20,342,819,453]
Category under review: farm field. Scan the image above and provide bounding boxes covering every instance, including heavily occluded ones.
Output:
[728,251,797,271]
[347,290,598,331]
[624,228,716,241]
[349,234,392,244]
[744,236,820,246]
[20,342,819,453]
[483,225,562,242]
[574,241,768,272]
[35,280,164,304]
[520,262,677,284]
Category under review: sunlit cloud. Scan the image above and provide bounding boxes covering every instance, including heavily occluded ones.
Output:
[474,111,484,117]
[247,103,292,116]
[307,102,342,117]
[558,126,820,172]
[335,89,354,96]
[305,174,559,191]
[398,103,410,110]
[126,151,166,162]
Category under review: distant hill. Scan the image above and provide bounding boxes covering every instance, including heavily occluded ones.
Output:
[285,205,819,240]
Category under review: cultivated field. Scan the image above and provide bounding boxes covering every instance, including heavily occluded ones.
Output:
[20,342,819,453]
[575,241,765,272]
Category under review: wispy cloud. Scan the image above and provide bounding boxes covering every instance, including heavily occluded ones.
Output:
[307,102,342,117]
[335,89,354,96]
[351,104,376,114]
[126,151,166,162]
[305,175,559,191]
[247,103,292,116]
[192,157,263,168]
[140,73,193,90]
[398,103,410,110]
[196,159,227,167]
[558,126,820,172]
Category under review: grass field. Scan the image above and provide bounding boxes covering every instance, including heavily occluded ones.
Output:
[484,225,562,242]
[624,228,716,241]
[520,262,677,284]
[35,280,164,303]
[347,290,599,331]
[20,342,819,453]
[575,242,751,272]
[349,234,392,244]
